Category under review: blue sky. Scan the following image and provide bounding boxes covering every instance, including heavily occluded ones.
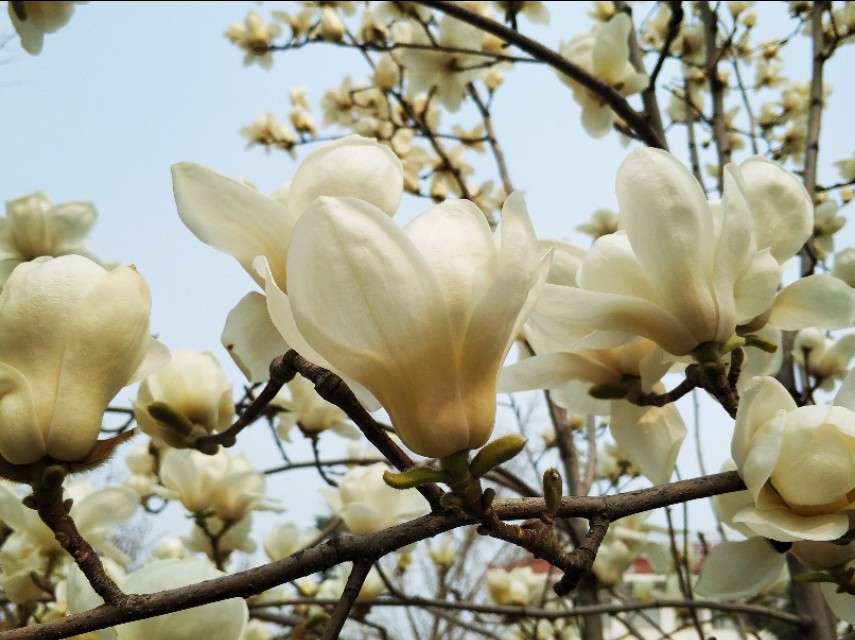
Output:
[2,2,853,531]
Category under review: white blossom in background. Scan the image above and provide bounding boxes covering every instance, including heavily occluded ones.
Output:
[834,247,855,288]
[0,191,109,287]
[263,521,320,562]
[485,566,549,606]
[156,448,278,521]
[7,1,84,55]
[274,375,360,442]
[0,255,167,466]
[225,10,281,70]
[557,13,649,137]
[133,349,234,449]
[792,328,855,391]
[173,135,403,383]
[259,190,548,458]
[320,463,427,535]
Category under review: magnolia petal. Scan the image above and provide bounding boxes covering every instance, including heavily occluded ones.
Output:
[734,504,850,542]
[499,352,617,393]
[74,487,139,531]
[712,164,754,339]
[732,377,796,470]
[537,284,699,356]
[609,400,685,485]
[404,199,495,340]
[286,197,464,457]
[288,135,403,217]
[575,232,660,302]
[617,148,716,342]
[740,414,787,502]
[0,363,41,465]
[592,14,631,84]
[48,265,152,461]
[739,156,813,263]
[127,338,171,385]
[541,238,585,285]
[222,292,289,383]
[835,369,855,411]
[769,274,855,330]
[694,538,786,599]
[172,162,294,288]
[733,249,782,324]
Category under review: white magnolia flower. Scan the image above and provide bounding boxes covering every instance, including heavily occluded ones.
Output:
[793,328,855,390]
[274,374,359,441]
[1,191,107,287]
[133,349,234,448]
[0,255,166,466]
[263,521,320,562]
[259,192,548,458]
[731,374,855,542]
[834,247,855,288]
[224,10,281,70]
[8,1,84,55]
[172,135,403,382]
[533,149,828,358]
[557,14,649,137]
[157,448,277,521]
[320,463,427,534]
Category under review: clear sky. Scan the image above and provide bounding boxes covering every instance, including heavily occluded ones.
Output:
[1,2,853,531]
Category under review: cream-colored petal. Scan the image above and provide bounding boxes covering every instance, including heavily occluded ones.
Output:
[769,274,855,330]
[172,162,294,288]
[222,292,289,383]
[0,363,42,465]
[617,148,717,343]
[732,248,781,324]
[74,487,139,531]
[47,264,152,461]
[575,232,661,302]
[286,197,465,457]
[289,135,403,216]
[732,376,796,469]
[499,352,617,392]
[739,156,813,263]
[821,583,855,624]
[593,14,631,84]
[694,538,786,599]
[734,504,850,542]
[609,400,685,485]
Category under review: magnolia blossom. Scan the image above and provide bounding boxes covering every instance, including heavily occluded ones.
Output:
[259,192,547,458]
[224,10,281,69]
[792,328,855,390]
[320,463,427,534]
[273,374,359,441]
[557,13,649,136]
[731,375,855,542]
[157,448,277,521]
[834,247,855,288]
[7,1,84,55]
[534,148,826,358]
[263,521,320,562]
[0,255,166,466]
[172,135,403,382]
[133,349,234,448]
[1,191,108,287]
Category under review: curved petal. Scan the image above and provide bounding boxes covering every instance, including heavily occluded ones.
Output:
[695,538,786,599]
[739,156,813,263]
[770,274,855,330]
[222,292,289,383]
[48,264,152,461]
[732,376,796,470]
[172,163,295,288]
[74,487,139,530]
[593,14,631,83]
[575,232,661,302]
[617,148,717,342]
[289,135,403,217]
[499,352,617,393]
[734,504,850,542]
[538,284,699,356]
[609,399,685,485]
[44,201,98,252]
[733,249,781,325]
[0,363,42,465]
[835,369,855,411]
[287,197,465,457]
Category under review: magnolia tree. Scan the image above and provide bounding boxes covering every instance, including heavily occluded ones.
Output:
[2,1,855,639]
